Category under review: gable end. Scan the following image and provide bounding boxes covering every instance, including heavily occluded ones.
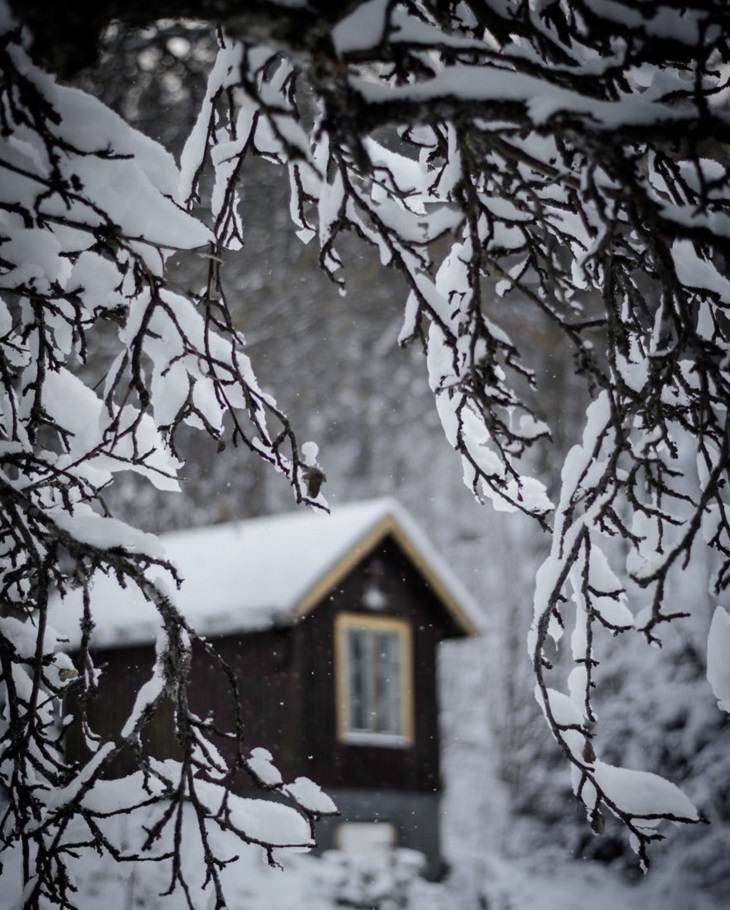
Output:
[291,515,479,636]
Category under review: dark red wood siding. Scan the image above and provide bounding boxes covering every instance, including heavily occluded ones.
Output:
[293,536,455,792]
[188,628,299,777]
[68,534,461,793]
[65,642,180,774]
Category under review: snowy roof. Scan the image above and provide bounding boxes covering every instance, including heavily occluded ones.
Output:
[49,498,482,650]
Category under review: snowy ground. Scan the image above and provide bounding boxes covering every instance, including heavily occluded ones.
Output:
[482,853,663,910]
[4,821,718,910]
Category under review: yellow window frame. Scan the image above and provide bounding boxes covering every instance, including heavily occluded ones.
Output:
[334,611,414,746]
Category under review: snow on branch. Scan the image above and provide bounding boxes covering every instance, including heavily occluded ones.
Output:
[0,16,333,910]
[172,0,730,870]
[3,0,730,902]
[707,606,730,714]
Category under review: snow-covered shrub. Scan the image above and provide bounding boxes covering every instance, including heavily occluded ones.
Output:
[312,848,446,910]
[5,808,445,910]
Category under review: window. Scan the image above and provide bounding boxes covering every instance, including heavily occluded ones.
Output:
[335,612,413,746]
[336,821,396,854]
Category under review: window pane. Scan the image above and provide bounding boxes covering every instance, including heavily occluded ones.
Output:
[337,822,396,853]
[386,632,403,734]
[343,623,406,737]
[347,629,367,731]
[378,631,402,734]
[364,631,376,731]
[373,632,386,732]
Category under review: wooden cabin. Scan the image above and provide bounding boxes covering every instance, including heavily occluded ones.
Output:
[52,499,480,877]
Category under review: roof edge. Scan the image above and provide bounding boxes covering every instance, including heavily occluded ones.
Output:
[291,512,480,637]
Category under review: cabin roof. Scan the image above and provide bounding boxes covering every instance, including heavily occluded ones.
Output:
[50,498,482,649]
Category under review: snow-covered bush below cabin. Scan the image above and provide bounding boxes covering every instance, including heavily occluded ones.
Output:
[3,802,447,910]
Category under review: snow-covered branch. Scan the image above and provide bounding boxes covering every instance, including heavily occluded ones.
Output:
[0,17,333,909]
[3,0,730,903]
[173,0,730,868]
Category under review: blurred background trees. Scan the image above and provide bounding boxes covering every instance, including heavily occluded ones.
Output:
[67,19,730,910]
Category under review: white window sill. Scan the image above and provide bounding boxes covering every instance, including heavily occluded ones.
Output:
[341,731,411,749]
